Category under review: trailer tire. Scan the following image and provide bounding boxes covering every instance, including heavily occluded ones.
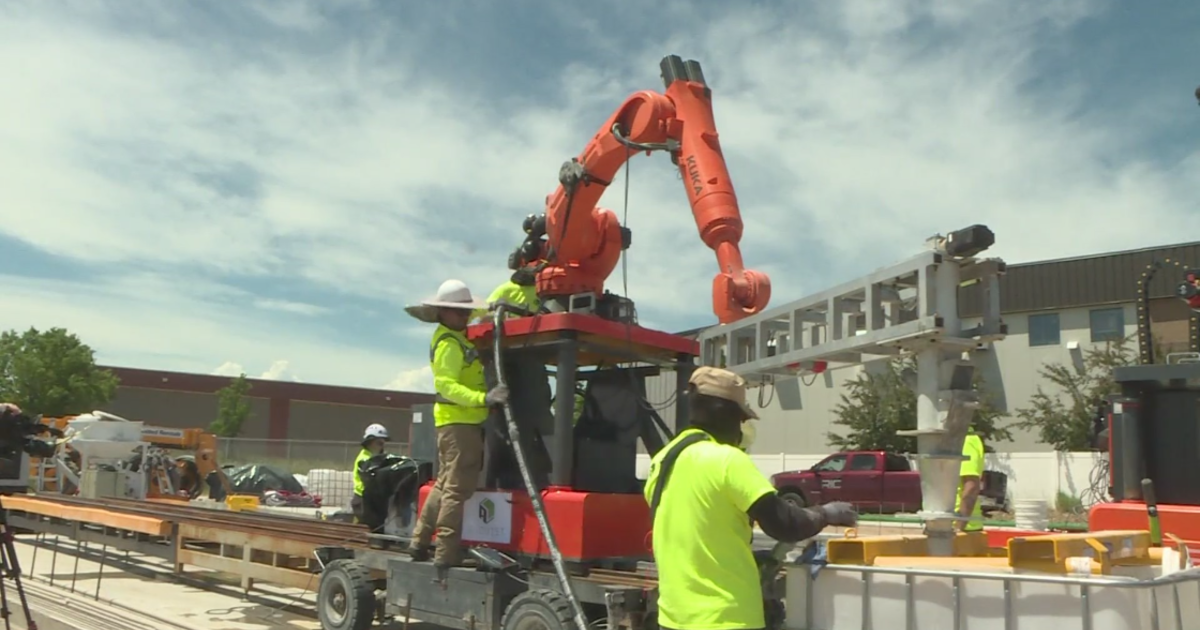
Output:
[501,589,574,630]
[318,559,376,630]
[778,491,806,508]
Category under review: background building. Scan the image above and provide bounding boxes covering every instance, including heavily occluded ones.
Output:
[647,240,1200,454]
[100,366,432,445]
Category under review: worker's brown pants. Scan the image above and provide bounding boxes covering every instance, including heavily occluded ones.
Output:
[412,423,484,565]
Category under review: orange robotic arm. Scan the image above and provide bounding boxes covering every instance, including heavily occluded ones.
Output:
[534,55,771,324]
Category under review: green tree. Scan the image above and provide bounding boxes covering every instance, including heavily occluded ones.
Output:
[209,374,253,437]
[0,327,119,416]
[827,356,1012,453]
[1012,336,1136,451]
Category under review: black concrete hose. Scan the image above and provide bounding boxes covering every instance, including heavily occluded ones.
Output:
[491,307,589,630]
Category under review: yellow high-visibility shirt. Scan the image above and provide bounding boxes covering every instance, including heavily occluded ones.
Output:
[471,280,540,322]
[353,448,371,496]
[488,280,540,317]
[429,325,488,427]
[643,429,776,630]
[956,433,986,532]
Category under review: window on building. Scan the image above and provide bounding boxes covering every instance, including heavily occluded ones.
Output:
[1028,312,1061,347]
[1090,307,1126,342]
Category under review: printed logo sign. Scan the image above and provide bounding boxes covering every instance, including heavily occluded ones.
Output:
[463,492,512,544]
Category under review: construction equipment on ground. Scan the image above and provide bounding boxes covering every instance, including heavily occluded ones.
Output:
[30,412,234,502]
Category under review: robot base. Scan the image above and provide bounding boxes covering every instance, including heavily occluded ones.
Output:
[417,483,652,565]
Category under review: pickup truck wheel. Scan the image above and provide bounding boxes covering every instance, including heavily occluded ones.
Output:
[779,492,806,508]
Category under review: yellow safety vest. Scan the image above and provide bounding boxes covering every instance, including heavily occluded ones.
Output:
[429,324,489,427]
[353,447,371,496]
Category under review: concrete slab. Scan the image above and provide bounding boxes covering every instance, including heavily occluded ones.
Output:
[14,538,329,630]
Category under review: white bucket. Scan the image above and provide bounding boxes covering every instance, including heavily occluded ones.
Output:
[1013,499,1050,531]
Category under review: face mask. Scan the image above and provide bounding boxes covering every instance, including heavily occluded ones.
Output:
[740,419,758,451]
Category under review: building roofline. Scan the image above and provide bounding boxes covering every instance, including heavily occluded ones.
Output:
[102,365,434,409]
[1003,240,1200,269]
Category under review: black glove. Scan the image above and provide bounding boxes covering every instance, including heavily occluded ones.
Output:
[819,502,858,527]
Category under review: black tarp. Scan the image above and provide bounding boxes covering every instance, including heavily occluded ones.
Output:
[225,464,305,496]
[359,454,427,533]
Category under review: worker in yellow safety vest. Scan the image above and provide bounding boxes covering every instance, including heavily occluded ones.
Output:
[956,431,986,532]
[351,423,389,523]
[472,260,542,323]
[406,279,510,568]
[645,367,859,630]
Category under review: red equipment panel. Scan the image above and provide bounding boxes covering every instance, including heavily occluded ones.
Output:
[468,312,699,357]
[418,484,653,562]
[1090,502,1200,554]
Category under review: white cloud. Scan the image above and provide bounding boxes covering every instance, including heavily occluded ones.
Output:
[259,360,300,382]
[0,0,1196,388]
[384,366,434,393]
[0,272,426,389]
[253,299,328,317]
[208,359,307,384]
[211,361,245,377]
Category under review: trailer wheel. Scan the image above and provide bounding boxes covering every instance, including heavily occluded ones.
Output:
[779,491,806,508]
[318,559,376,630]
[501,589,574,630]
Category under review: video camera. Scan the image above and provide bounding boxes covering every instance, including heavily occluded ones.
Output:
[0,407,63,492]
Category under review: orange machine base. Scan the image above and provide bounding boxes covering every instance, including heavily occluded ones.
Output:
[417,484,652,563]
[1090,501,1200,554]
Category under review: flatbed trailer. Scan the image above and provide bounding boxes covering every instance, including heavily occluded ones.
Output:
[315,541,663,630]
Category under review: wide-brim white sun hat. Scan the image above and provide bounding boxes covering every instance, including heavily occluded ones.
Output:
[405,279,489,323]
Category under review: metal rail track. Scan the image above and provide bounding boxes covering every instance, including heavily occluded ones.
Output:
[34,495,370,547]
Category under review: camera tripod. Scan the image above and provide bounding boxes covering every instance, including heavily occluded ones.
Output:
[0,501,35,630]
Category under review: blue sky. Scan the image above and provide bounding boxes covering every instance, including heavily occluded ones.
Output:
[1,0,1197,391]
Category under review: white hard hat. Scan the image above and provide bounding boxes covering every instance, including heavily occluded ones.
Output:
[404,279,488,323]
[363,423,389,442]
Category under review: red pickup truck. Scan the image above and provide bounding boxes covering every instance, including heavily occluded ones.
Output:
[769,450,1009,515]
[769,451,923,514]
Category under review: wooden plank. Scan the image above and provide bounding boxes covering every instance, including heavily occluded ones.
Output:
[177,523,320,558]
[6,496,170,536]
[177,548,317,590]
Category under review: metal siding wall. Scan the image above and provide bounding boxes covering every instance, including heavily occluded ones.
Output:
[960,242,1200,318]
[287,400,411,443]
[643,372,679,429]
[104,388,272,438]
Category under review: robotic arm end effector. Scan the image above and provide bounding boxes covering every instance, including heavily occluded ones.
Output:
[714,268,771,324]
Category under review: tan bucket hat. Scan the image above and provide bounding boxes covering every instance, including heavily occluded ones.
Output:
[404,279,488,323]
[689,366,759,419]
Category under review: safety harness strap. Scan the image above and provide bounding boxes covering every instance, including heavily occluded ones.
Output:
[649,431,712,524]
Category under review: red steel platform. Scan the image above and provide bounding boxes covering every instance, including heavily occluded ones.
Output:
[467,312,699,365]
